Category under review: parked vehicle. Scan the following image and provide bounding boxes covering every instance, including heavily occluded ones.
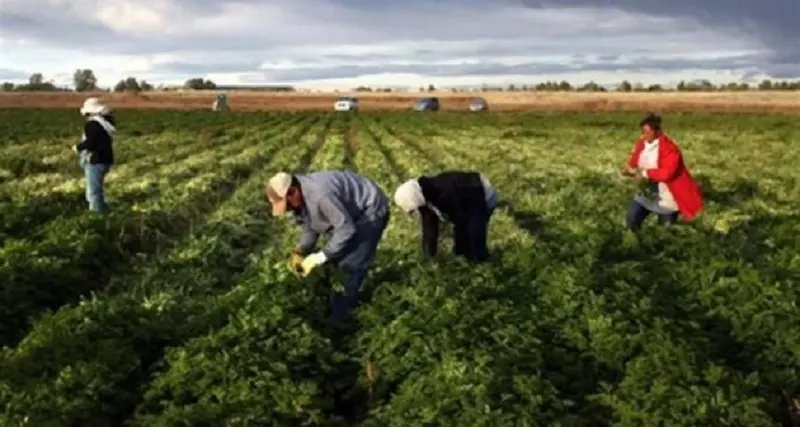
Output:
[413,97,440,112]
[334,96,359,112]
[469,97,488,112]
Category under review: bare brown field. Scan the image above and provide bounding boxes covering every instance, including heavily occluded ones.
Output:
[1,90,798,113]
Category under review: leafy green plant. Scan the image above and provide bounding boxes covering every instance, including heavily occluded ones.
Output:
[0,109,798,426]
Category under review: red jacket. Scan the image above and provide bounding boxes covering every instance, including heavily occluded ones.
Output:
[627,134,703,220]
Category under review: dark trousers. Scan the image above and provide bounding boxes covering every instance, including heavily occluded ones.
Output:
[453,206,495,262]
[331,210,390,320]
[626,199,679,230]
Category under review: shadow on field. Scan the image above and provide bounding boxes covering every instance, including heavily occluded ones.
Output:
[287,248,417,426]
[0,163,265,348]
[711,212,799,283]
[695,174,758,205]
[346,252,620,424]
[0,157,61,178]
[0,188,156,240]
[284,201,799,425]
[587,211,800,425]
[499,201,599,266]
[694,174,790,209]
[501,201,547,237]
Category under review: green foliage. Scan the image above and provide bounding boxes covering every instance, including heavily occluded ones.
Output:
[184,78,217,90]
[4,69,800,92]
[73,69,98,92]
[0,109,798,426]
[4,73,65,92]
[114,77,153,93]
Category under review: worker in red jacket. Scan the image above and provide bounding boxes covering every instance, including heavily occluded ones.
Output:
[620,113,703,229]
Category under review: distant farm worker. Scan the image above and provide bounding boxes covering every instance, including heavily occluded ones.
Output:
[620,113,703,229]
[72,97,116,212]
[393,171,499,262]
[266,170,390,320]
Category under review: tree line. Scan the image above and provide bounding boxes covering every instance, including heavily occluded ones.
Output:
[0,71,219,93]
[413,79,800,92]
[1,69,800,93]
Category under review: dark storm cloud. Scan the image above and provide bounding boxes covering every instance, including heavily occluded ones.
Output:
[0,0,701,55]
[518,0,800,77]
[521,0,799,52]
[0,11,117,46]
[1,0,796,83]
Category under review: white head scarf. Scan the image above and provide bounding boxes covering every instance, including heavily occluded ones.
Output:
[394,179,426,214]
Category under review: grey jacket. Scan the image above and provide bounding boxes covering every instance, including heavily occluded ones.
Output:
[292,171,389,262]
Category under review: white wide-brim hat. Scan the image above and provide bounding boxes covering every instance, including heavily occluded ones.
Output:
[79,97,110,115]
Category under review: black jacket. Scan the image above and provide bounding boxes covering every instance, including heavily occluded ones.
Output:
[417,171,487,257]
[75,115,115,164]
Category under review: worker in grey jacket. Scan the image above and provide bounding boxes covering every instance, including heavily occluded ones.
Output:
[266,170,390,320]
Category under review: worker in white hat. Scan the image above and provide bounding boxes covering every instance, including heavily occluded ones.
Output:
[393,170,499,262]
[73,97,116,212]
[266,170,390,320]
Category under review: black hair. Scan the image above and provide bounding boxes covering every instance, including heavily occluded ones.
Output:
[290,176,300,189]
[640,112,662,131]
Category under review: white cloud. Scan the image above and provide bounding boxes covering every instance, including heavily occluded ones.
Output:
[92,0,176,34]
[0,0,794,88]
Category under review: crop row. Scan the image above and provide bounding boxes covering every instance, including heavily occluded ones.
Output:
[1,109,798,426]
[0,115,321,347]
[0,116,334,425]
[0,114,310,241]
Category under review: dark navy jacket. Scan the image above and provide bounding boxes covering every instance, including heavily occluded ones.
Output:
[417,171,488,257]
[75,115,115,164]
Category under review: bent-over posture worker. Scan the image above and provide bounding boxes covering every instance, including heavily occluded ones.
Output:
[393,171,498,262]
[266,170,390,320]
[620,113,703,229]
[73,97,116,212]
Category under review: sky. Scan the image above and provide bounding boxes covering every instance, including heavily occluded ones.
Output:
[0,0,798,89]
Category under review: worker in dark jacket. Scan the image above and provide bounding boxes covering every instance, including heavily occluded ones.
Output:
[393,171,499,262]
[266,170,390,320]
[72,97,116,212]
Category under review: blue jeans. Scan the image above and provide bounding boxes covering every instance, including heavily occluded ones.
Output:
[83,163,110,212]
[626,199,678,230]
[331,209,390,320]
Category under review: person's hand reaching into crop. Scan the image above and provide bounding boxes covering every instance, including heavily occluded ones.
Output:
[619,166,637,179]
[299,252,327,277]
[289,250,304,273]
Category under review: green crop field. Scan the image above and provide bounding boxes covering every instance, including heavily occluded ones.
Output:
[0,109,798,426]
